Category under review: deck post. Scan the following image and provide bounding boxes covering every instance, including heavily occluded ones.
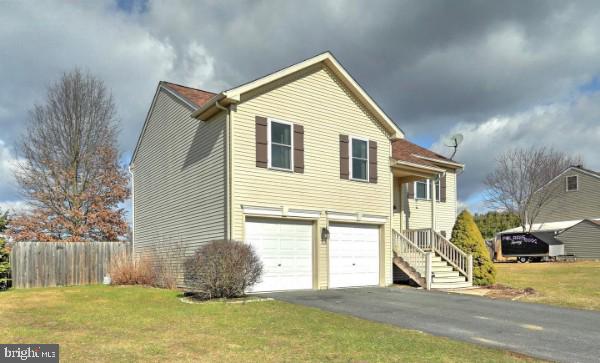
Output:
[425,252,432,290]
[467,254,473,284]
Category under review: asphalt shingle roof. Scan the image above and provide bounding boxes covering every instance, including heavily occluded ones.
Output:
[162,82,216,108]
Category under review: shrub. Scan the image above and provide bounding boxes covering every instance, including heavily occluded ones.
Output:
[451,210,496,286]
[109,243,185,289]
[184,240,263,299]
[150,252,178,290]
[109,253,156,286]
[0,210,10,290]
[0,237,10,290]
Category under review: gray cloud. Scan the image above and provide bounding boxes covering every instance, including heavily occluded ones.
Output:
[1,0,600,210]
[432,92,600,203]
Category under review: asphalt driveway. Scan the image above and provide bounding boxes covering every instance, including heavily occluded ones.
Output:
[269,287,600,363]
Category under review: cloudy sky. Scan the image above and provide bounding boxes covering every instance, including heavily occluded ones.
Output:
[1,0,599,215]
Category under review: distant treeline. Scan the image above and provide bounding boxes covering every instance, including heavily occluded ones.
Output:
[473,211,520,240]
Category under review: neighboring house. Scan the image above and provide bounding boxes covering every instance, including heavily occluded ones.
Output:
[557,220,600,259]
[500,165,600,259]
[535,166,600,224]
[130,52,469,292]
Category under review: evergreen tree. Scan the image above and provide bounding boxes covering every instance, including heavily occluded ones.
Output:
[0,209,9,290]
[451,210,496,286]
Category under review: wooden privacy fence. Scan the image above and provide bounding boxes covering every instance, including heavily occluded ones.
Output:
[10,241,130,288]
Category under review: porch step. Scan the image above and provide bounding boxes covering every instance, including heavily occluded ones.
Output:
[431,261,449,268]
[432,275,466,284]
[432,270,460,278]
[401,253,442,262]
[430,265,453,272]
[431,281,472,289]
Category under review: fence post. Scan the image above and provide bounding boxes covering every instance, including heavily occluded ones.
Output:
[425,252,432,290]
[467,254,473,284]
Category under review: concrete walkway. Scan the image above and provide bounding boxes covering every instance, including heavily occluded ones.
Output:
[269,287,600,363]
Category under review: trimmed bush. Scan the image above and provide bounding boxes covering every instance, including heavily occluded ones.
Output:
[451,210,496,286]
[185,240,263,299]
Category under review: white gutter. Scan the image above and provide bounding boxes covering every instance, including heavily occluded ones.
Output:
[191,93,227,119]
[412,154,465,169]
[215,101,232,240]
[391,159,446,173]
[128,164,135,259]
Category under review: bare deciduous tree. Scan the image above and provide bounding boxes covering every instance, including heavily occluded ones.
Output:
[7,69,129,241]
[484,147,582,232]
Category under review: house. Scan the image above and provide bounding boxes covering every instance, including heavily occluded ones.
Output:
[130,52,470,292]
[535,166,600,224]
[557,220,600,259]
[499,165,600,259]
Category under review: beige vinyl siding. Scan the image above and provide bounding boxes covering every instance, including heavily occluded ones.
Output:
[230,63,393,288]
[392,171,458,236]
[535,170,600,223]
[132,89,226,284]
[557,221,600,259]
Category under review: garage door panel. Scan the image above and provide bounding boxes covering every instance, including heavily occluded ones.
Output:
[329,224,379,288]
[245,219,313,292]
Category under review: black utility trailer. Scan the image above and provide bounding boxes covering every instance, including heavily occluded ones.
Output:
[500,232,565,263]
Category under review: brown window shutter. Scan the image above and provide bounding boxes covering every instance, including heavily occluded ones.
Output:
[407,182,414,199]
[293,124,304,173]
[339,135,349,179]
[369,140,377,183]
[255,116,268,168]
[440,174,447,202]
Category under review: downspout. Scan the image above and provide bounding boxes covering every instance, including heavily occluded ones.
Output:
[128,164,135,259]
[215,101,232,240]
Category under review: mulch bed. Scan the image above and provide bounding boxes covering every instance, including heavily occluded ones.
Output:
[485,284,537,300]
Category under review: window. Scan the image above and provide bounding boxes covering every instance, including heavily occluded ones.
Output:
[433,178,441,202]
[268,119,292,170]
[416,180,428,199]
[566,175,578,191]
[415,178,441,201]
[350,137,368,181]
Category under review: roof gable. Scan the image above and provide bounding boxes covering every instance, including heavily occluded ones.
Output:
[192,52,404,139]
[131,83,215,165]
[540,165,600,191]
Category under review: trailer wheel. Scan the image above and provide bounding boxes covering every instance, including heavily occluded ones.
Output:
[517,256,529,263]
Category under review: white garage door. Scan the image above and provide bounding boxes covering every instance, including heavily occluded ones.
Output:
[245,218,313,292]
[329,223,380,288]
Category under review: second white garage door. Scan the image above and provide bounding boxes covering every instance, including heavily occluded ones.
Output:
[245,218,313,292]
[329,223,380,288]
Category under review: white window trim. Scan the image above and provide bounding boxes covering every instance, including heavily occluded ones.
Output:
[414,179,441,201]
[267,118,294,172]
[566,175,578,192]
[349,136,369,182]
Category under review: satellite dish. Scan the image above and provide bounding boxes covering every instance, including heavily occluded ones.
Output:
[444,133,464,160]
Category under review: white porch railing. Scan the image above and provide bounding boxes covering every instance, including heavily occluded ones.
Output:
[392,230,431,289]
[403,229,432,250]
[403,228,473,284]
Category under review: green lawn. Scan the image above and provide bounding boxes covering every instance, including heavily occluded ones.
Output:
[0,285,537,362]
[495,261,600,311]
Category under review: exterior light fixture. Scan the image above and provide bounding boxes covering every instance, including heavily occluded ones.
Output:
[321,227,330,244]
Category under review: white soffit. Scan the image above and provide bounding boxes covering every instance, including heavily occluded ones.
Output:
[326,211,387,224]
[241,205,321,219]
